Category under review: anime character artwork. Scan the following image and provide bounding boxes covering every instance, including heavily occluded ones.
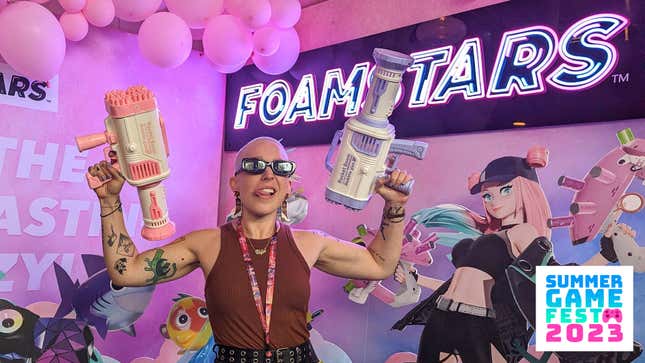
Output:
[392,143,643,363]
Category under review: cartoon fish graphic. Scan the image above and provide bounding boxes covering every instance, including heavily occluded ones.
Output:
[53,254,155,339]
[0,299,99,363]
[160,294,212,354]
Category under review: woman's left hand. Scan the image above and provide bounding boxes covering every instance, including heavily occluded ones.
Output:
[375,169,413,205]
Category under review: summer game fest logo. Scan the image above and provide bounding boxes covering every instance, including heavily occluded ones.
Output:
[536,266,634,352]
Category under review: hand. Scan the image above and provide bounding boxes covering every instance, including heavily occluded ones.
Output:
[605,222,637,239]
[375,169,413,205]
[394,264,416,284]
[88,160,125,201]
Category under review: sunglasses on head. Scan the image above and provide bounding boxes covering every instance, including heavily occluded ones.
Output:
[236,158,296,177]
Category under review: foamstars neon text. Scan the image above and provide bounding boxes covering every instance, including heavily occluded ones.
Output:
[233,13,628,129]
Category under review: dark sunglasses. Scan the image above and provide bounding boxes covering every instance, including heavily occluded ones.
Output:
[236,158,296,177]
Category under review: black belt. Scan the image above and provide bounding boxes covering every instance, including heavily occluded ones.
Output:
[216,340,319,363]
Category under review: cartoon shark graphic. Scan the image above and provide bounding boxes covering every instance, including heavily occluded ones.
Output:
[53,254,155,339]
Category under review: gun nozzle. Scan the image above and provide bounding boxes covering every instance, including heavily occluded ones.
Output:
[76,132,108,152]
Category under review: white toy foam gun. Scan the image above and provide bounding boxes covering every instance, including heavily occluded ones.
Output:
[75,85,175,241]
[325,48,428,210]
[344,219,436,307]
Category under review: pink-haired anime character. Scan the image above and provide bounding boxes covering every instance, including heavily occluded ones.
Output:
[393,147,642,363]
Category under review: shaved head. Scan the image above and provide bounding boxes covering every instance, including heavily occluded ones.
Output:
[233,137,289,173]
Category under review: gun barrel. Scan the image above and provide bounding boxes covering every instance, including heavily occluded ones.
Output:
[76,132,108,152]
[390,140,428,160]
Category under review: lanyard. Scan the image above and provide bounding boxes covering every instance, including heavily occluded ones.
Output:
[233,219,279,356]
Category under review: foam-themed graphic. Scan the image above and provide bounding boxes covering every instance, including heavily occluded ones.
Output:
[3,0,645,361]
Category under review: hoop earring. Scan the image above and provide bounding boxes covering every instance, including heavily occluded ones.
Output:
[234,191,242,217]
[279,195,289,223]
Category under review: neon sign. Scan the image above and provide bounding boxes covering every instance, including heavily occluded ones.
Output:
[233,13,628,130]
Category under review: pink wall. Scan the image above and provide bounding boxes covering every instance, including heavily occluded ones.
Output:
[0,27,226,361]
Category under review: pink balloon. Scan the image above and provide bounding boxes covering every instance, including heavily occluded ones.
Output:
[202,14,252,67]
[253,26,280,56]
[113,0,162,22]
[60,12,88,41]
[82,0,115,27]
[269,0,300,28]
[0,2,66,80]
[165,0,223,29]
[226,0,271,29]
[58,0,85,12]
[252,27,299,75]
[138,12,192,68]
[212,59,246,74]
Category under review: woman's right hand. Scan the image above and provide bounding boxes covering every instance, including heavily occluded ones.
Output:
[88,160,125,200]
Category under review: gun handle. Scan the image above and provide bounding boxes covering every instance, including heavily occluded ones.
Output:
[85,147,121,190]
[386,178,414,195]
[325,130,343,172]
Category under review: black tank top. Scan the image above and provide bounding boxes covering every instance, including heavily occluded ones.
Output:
[456,225,517,304]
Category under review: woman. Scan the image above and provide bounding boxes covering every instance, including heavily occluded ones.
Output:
[393,147,640,363]
[89,136,413,363]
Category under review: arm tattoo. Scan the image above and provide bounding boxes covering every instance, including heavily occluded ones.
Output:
[379,205,406,239]
[114,258,127,275]
[368,246,386,263]
[106,225,117,247]
[380,219,390,240]
[116,233,135,257]
[384,205,405,223]
[144,249,177,284]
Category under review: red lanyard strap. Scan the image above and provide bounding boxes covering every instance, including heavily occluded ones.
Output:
[234,219,279,356]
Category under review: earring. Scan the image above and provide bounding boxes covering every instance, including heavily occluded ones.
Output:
[234,191,242,217]
[280,195,289,223]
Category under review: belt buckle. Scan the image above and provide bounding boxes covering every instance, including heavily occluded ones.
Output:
[274,347,290,363]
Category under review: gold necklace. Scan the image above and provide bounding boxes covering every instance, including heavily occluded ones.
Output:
[248,239,271,255]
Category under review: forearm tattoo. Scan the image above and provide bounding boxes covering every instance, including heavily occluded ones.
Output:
[384,205,405,223]
[379,205,406,239]
[116,233,135,257]
[368,246,386,263]
[144,249,177,284]
[114,258,127,275]
[106,225,117,247]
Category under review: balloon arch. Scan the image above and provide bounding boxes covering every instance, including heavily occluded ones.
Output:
[0,0,302,80]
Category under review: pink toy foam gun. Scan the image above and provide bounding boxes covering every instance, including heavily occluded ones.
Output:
[548,128,644,244]
[75,86,175,241]
[344,219,435,307]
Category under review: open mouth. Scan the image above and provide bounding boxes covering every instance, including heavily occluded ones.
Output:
[255,188,276,198]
